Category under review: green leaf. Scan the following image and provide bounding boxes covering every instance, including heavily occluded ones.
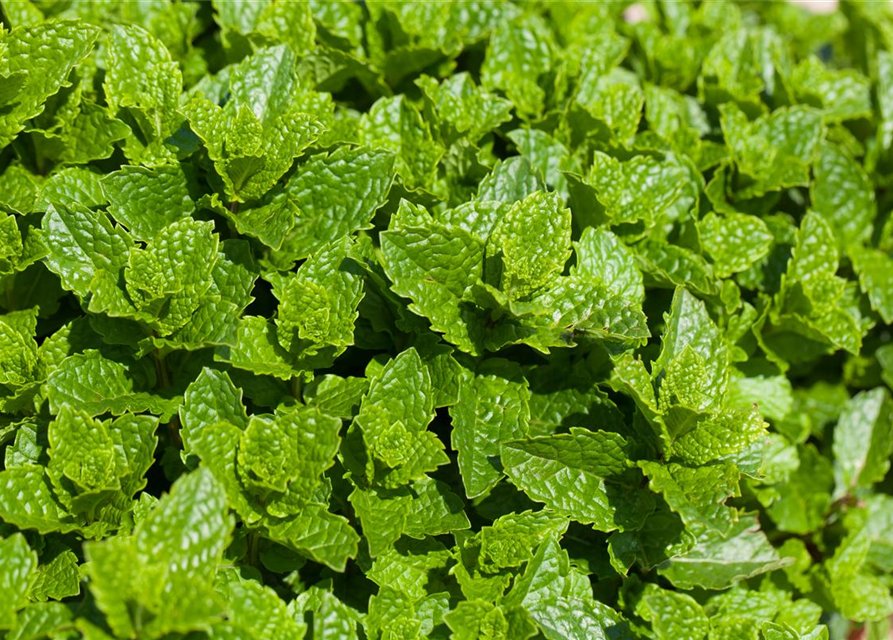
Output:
[572,228,644,303]
[669,406,768,466]
[832,388,893,498]
[0,465,77,535]
[0,213,24,275]
[349,348,450,487]
[125,218,219,335]
[243,405,341,505]
[0,21,100,146]
[825,526,893,622]
[212,189,294,252]
[851,247,893,324]
[263,503,359,571]
[367,538,451,600]
[304,374,368,419]
[8,602,76,640]
[633,240,716,296]
[108,414,158,498]
[444,600,514,640]
[636,584,709,640]
[657,516,789,590]
[0,534,37,629]
[254,0,316,56]
[359,96,444,193]
[480,510,569,572]
[274,237,363,355]
[580,152,688,229]
[477,157,544,204]
[791,56,872,122]
[361,348,434,430]
[184,47,322,202]
[42,201,132,306]
[417,72,513,144]
[85,469,233,639]
[0,165,41,213]
[47,407,119,516]
[350,477,470,557]
[699,212,774,278]
[181,420,259,524]
[290,585,361,640]
[30,542,80,602]
[30,100,130,166]
[363,586,424,640]
[758,443,833,535]
[275,147,396,260]
[101,164,196,242]
[763,211,864,362]
[507,128,578,197]
[46,350,179,419]
[488,191,572,300]
[640,461,739,534]
[450,359,530,498]
[0,312,39,388]
[481,15,553,118]
[238,415,298,493]
[576,68,644,146]
[214,316,308,380]
[380,219,485,355]
[719,104,824,196]
[38,167,107,210]
[511,275,651,350]
[216,568,308,640]
[761,622,829,640]
[179,367,249,450]
[503,538,629,640]
[656,287,729,412]
[211,0,267,35]
[699,28,779,107]
[503,429,652,531]
[104,25,183,164]
[228,45,299,127]
[810,142,875,248]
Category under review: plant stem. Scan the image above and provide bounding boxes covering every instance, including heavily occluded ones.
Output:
[152,348,171,389]
[247,532,260,568]
[153,347,180,445]
[291,375,304,403]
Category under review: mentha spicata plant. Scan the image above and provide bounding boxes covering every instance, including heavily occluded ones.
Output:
[1,0,893,638]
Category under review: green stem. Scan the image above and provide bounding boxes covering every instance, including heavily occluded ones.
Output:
[4,277,13,311]
[247,532,260,568]
[291,375,304,403]
[153,347,180,445]
[152,347,171,389]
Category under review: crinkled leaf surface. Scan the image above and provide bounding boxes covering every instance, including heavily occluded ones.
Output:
[0,4,889,639]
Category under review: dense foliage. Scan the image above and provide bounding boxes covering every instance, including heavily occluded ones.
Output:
[1,0,893,638]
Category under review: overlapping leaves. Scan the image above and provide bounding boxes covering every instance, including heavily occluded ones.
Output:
[2,1,893,639]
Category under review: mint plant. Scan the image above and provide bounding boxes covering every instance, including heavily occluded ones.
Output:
[1,1,892,638]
